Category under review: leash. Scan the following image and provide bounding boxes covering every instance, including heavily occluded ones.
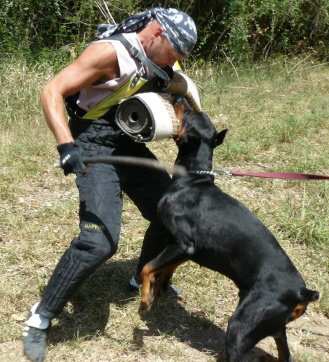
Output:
[215,168,329,180]
[54,157,328,180]
[54,156,187,176]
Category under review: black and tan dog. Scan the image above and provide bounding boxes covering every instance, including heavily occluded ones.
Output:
[139,102,319,362]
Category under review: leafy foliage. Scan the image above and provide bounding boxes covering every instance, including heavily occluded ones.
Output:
[1,0,328,63]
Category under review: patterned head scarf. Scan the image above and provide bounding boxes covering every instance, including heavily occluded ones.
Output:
[98,7,197,56]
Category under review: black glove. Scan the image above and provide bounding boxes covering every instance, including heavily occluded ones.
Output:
[57,142,85,176]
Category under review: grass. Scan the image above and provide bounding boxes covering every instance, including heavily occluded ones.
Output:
[0,56,328,361]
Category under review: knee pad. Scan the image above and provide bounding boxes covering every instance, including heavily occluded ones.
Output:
[71,230,118,264]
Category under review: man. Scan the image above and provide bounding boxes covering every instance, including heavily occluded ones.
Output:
[22,7,197,362]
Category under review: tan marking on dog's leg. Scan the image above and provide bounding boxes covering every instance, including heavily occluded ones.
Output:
[139,259,188,314]
[153,259,188,299]
[139,263,157,314]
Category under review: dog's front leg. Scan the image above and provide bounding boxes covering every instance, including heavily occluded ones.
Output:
[139,243,188,314]
[139,262,157,314]
[153,260,187,298]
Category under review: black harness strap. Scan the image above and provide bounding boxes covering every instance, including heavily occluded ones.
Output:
[109,34,170,82]
[65,34,170,120]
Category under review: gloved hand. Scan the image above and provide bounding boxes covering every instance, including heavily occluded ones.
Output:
[57,142,85,176]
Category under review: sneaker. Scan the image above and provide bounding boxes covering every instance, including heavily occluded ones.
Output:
[22,325,49,362]
[129,276,183,295]
[23,304,51,362]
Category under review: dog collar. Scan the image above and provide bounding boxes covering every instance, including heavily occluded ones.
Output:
[187,170,217,177]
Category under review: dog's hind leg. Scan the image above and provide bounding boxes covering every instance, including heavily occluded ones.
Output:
[139,243,187,314]
[225,296,282,362]
[226,294,299,362]
[225,317,255,362]
[273,327,294,362]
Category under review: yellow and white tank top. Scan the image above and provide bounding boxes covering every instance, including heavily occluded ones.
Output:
[77,33,155,113]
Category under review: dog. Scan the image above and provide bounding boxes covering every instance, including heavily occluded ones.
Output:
[139,102,319,362]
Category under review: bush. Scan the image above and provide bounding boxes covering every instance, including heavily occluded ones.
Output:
[1,0,328,63]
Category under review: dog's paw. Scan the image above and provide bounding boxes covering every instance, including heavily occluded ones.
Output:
[138,301,152,315]
[139,289,155,315]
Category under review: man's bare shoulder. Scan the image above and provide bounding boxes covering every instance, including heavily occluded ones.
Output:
[76,41,119,79]
[81,41,117,64]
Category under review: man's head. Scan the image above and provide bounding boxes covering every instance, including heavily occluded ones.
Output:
[151,8,197,57]
[100,7,197,62]
[141,24,186,68]
[138,9,197,67]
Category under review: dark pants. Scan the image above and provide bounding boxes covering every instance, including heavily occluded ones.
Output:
[36,117,172,319]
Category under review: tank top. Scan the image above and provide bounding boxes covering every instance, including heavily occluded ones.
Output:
[77,33,155,112]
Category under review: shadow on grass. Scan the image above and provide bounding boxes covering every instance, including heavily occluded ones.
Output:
[48,257,137,344]
[47,258,277,361]
[135,296,277,362]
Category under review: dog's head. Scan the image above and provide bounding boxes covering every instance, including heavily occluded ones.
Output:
[174,98,227,150]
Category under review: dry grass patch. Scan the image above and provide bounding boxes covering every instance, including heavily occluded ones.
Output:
[0,57,328,361]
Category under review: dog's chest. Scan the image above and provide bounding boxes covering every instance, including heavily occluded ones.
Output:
[158,179,220,231]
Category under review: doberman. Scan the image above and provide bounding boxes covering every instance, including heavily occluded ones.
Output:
[139,102,319,362]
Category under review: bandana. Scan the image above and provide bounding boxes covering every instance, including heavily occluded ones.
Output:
[98,7,197,56]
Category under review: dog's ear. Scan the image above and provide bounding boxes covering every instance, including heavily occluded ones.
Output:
[214,129,228,147]
[174,95,194,112]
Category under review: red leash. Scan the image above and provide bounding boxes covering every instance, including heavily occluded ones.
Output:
[216,169,329,180]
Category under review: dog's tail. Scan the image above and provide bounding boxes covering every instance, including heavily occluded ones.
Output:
[290,288,319,321]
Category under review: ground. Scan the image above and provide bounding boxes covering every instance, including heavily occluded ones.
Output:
[1,146,328,362]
